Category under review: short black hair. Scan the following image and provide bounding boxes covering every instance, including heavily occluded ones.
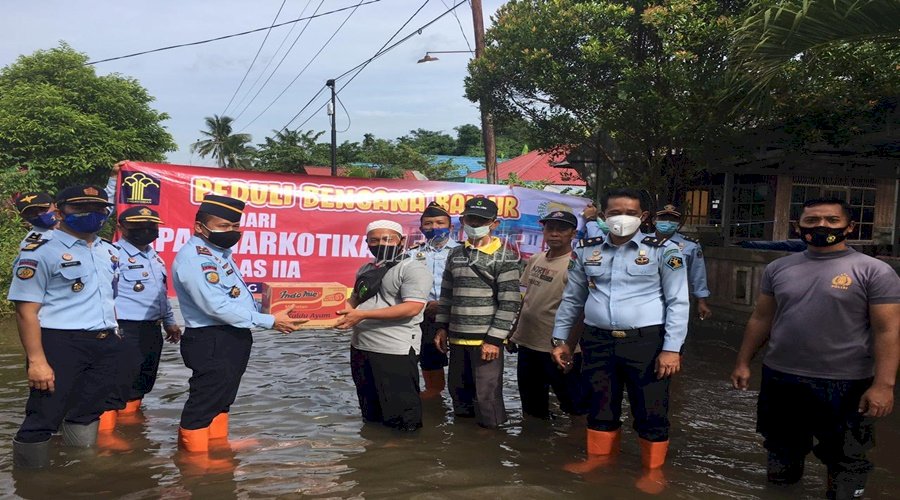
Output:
[195,211,215,225]
[802,198,852,219]
[600,188,648,212]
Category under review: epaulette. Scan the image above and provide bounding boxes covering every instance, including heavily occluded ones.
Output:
[641,235,667,247]
[21,239,49,251]
[25,232,43,243]
[680,234,699,244]
[578,236,604,248]
[101,238,120,250]
[196,245,213,256]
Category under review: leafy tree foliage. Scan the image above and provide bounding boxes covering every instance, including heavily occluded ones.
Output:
[191,115,254,168]
[0,43,175,194]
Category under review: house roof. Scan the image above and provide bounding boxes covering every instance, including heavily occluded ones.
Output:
[301,166,426,181]
[467,150,585,185]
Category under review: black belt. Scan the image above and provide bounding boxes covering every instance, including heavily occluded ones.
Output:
[118,319,163,325]
[43,328,118,339]
[585,325,662,339]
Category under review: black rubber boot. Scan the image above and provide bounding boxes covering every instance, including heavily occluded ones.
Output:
[826,467,867,500]
[12,439,50,469]
[60,420,98,448]
[766,451,805,485]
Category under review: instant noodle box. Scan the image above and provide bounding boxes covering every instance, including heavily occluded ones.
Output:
[261,282,347,329]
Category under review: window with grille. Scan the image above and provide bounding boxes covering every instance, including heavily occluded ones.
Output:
[730,183,769,239]
[789,177,876,241]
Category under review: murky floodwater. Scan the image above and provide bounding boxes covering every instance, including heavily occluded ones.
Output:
[0,312,896,499]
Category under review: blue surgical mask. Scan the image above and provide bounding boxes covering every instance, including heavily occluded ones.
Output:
[64,211,108,234]
[655,221,679,235]
[28,211,57,229]
[422,227,450,242]
[463,224,491,240]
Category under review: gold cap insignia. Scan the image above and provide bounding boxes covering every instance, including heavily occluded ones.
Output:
[84,187,99,196]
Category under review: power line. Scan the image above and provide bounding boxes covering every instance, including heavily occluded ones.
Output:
[440,0,473,52]
[231,0,327,122]
[221,0,288,116]
[336,93,352,133]
[238,0,367,130]
[84,0,383,65]
[228,0,315,118]
[286,0,467,131]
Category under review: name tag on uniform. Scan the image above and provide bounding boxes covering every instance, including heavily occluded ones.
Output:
[61,261,82,268]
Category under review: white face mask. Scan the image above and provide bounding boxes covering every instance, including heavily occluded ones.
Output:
[463,224,491,240]
[605,215,643,237]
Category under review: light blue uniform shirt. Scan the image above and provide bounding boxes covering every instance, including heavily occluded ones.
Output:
[115,238,176,326]
[8,230,118,331]
[665,232,710,299]
[406,238,460,301]
[552,231,690,352]
[173,235,274,329]
[584,221,607,240]
[20,226,55,250]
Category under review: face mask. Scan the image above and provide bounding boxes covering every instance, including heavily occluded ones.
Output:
[202,224,242,249]
[655,221,679,235]
[28,211,57,229]
[798,226,848,247]
[463,224,491,240]
[605,215,643,237]
[126,227,159,247]
[422,227,450,242]
[368,244,402,262]
[64,211,108,234]
[594,220,609,234]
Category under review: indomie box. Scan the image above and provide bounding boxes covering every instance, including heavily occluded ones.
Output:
[261,282,348,329]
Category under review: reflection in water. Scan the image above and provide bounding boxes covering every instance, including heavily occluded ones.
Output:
[0,318,896,498]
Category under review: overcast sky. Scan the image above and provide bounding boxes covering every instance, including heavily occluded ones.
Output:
[1,0,505,166]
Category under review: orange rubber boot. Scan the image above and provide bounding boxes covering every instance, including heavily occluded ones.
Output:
[209,413,228,440]
[96,411,131,452]
[209,413,258,451]
[635,439,669,495]
[178,427,209,453]
[420,369,446,399]
[119,399,142,415]
[564,429,621,474]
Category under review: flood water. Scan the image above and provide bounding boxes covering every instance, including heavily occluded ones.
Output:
[0,313,897,499]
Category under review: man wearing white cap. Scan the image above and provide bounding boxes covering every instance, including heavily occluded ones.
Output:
[336,220,434,431]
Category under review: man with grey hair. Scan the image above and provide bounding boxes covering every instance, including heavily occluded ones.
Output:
[337,220,434,431]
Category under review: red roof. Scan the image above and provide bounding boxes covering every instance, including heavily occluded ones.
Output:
[302,166,424,181]
[468,150,585,185]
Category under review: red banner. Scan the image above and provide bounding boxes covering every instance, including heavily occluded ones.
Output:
[116,161,589,296]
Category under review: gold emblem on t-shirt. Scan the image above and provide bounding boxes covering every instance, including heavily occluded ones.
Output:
[831,273,852,290]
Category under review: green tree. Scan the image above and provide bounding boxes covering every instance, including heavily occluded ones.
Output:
[253,129,324,173]
[0,43,175,194]
[190,115,255,168]
[466,0,748,201]
[453,124,483,155]
[397,128,457,155]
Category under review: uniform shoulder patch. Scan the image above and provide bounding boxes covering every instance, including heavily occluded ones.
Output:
[21,239,49,251]
[205,271,220,284]
[25,232,43,242]
[680,234,699,244]
[100,238,120,250]
[665,254,685,270]
[641,236,666,247]
[578,237,604,248]
[196,246,212,256]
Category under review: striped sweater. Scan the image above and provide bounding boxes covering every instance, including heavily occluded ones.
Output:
[435,238,523,346]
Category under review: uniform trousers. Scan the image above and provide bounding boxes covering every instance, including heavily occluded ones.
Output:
[350,346,422,431]
[581,324,670,441]
[758,365,874,494]
[17,328,121,443]
[448,343,507,428]
[106,320,164,409]
[179,325,252,430]
[419,317,448,370]
[517,346,587,418]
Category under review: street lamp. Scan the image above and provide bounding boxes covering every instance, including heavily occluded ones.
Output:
[416,50,474,63]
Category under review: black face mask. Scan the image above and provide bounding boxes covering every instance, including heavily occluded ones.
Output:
[368,244,402,263]
[125,227,159,247]
[798,226,849,247]
[206,229,242,249]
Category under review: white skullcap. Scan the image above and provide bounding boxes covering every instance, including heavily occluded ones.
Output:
[365,219,403,236]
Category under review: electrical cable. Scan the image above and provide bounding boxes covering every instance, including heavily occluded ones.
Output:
[440,0,473,52]
[336,93,351,133]
[221,0,288,116]
[84,0,382,65]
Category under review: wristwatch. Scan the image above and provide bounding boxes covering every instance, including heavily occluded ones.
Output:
[551,337,567,348]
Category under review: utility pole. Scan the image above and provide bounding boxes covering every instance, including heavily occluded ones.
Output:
[326,79,337,176]
[471,0,498,184]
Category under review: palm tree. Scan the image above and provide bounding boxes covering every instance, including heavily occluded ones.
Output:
[190,115,255,168]
[729,0,900,103]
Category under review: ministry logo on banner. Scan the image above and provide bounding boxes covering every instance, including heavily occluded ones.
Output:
[120,171,161,205]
